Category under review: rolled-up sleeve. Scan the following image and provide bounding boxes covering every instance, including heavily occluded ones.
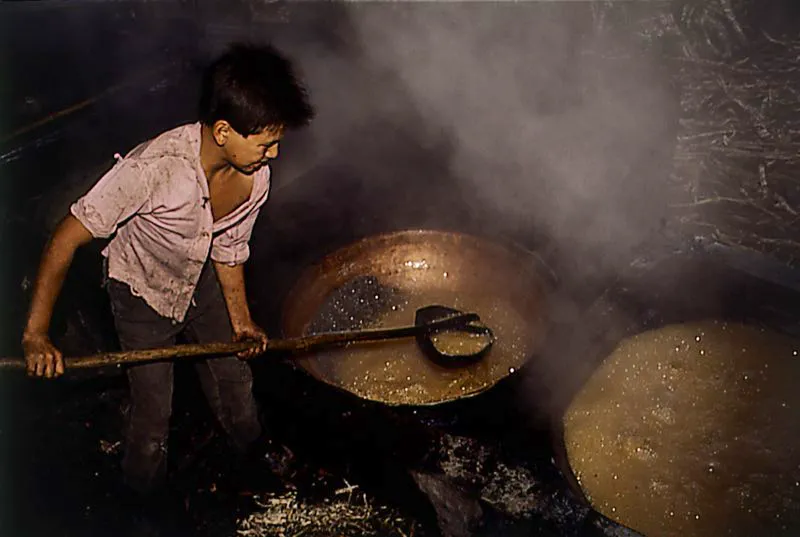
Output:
[210,208,261,266]
[70,159,152,239]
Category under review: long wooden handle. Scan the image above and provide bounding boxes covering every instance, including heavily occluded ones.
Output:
[0,312,479,371]
[0,341,255,370]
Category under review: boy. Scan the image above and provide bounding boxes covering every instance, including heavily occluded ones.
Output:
[21,43,314,495]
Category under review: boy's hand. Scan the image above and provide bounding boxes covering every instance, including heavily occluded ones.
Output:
[232,321,269,360]
[22,332,65,378]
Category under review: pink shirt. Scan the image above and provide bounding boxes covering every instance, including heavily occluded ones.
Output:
[70,123,270,322]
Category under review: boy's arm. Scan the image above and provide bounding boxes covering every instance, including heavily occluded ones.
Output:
[213,261,268,359]
[23,156,153,378]
[22,215,94,378]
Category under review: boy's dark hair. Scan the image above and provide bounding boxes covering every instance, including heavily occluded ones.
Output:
[199,43,314,135]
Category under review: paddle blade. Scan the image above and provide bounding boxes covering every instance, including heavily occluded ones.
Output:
[414,305,495,367]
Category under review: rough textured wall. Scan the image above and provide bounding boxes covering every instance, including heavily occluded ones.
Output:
[592,0,800,267]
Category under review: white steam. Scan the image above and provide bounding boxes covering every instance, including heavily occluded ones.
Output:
[302,3,678,269]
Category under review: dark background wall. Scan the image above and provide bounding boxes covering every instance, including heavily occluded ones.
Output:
[2,0,204,356]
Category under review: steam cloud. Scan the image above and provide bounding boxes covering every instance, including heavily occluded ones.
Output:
[245,2,680,422]
[274,2,678,275]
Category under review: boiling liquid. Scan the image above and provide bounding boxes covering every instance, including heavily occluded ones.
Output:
[430,328,492,357]
[297,288,539,406]
[564,320,800,536]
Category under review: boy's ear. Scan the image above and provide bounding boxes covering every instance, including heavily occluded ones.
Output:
[212,120,231,146]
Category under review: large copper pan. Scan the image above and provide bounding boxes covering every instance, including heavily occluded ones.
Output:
[280,230,552,406]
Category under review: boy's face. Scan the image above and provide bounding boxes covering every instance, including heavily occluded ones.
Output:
[215,122,284,174]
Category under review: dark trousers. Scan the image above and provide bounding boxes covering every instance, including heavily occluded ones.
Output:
[106,262,261,493]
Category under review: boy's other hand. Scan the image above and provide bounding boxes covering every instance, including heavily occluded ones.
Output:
[232,321,268,360]
[22,333,64,378]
